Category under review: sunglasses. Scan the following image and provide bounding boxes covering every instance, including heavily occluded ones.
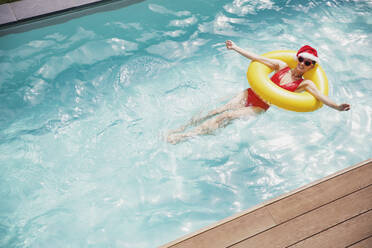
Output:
[298,56,315,66]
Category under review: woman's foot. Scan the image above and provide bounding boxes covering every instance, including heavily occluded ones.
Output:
[167,133,188,144]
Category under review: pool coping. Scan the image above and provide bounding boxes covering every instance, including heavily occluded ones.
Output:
[0,0,144,36]
[160,158,372,247]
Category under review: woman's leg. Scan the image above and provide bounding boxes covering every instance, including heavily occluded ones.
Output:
[193,90,248,124]
[167,106,264,144]
[168,90,248,134]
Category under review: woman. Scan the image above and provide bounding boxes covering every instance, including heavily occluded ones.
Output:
[167,40,350,144]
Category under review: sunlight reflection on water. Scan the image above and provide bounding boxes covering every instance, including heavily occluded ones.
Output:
[0,0,371,247]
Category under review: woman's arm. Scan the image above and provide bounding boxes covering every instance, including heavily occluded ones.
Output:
[300,80,350,111]
[226,40,287,71]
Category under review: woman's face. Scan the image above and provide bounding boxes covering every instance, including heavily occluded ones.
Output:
[296,56,315,73]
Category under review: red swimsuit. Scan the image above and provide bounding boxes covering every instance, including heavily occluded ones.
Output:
[245,67,303,110]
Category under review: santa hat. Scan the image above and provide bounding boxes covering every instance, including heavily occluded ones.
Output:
[296,45,319,63]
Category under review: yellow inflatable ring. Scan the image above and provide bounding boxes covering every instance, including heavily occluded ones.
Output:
[247,50,329,112]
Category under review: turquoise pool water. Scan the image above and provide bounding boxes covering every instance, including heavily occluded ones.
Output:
[0,0,371,247]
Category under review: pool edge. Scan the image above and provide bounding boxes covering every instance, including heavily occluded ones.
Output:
[160,158,372,247]
[0,0,145,36]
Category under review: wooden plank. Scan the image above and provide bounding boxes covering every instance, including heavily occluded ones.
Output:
[347,235,372,248]
[162,208,276,248]
[229,185,372,248]
[161,160,372,248]
[267,161,372,224]
[289,210,372,248]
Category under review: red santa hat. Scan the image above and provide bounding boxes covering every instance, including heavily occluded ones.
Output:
[296,45,319,63]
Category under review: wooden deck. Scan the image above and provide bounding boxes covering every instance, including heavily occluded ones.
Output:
[160,159,372,248]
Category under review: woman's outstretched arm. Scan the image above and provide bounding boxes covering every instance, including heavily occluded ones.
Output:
[225,40,287,71]
[301,80,350,111]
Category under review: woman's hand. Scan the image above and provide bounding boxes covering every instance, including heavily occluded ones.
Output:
[225,40,237,50]
[225,40,285,70]
[337,103,350,111]
[302,80,351,111]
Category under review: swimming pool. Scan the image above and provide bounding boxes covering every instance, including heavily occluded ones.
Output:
[0,0,371,247]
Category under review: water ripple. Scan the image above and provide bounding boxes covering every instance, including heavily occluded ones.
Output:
[0,0,371,247]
